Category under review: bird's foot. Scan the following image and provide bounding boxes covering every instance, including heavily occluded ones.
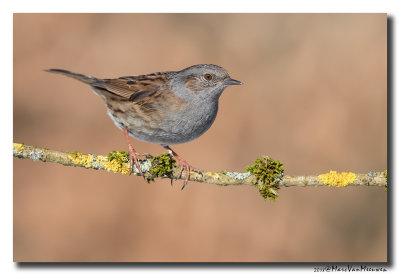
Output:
[163,146,202,190]
[124,127,147,179]
[173,154,193,190]
[127,144,146,178]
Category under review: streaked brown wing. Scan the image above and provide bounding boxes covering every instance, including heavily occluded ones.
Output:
[92,73,170,102]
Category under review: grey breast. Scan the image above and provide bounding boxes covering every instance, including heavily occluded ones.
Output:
[127,100,219,146]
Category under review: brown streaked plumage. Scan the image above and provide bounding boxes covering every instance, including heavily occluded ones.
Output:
[46,64,242,189]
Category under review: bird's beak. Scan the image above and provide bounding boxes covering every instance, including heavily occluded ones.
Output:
[224,78,243,86]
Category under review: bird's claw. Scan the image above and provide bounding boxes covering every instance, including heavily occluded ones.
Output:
[127,146,145,180]
[162,145,201,190]
[173,158,191,190]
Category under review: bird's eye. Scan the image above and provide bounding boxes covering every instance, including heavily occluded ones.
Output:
[204,73,213,81]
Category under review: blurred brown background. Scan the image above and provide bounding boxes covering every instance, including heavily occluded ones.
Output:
[13,14,387,262]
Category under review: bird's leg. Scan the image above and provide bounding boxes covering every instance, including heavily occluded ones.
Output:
[162,145,201,190]
[124,128,145,178]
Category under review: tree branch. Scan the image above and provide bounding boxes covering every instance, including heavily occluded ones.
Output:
[13,143,387,189]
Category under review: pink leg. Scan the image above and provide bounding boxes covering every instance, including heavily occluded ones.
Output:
[163,145,201,190]
[124,128,144,178]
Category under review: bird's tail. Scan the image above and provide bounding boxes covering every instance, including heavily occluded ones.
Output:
[45,69,98,85]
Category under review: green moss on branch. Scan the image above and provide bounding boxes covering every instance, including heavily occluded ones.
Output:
[246,155,284,201]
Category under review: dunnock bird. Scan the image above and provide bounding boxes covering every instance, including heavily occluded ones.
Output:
[46,64,242,189]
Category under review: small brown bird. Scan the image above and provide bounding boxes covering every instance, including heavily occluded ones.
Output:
[46,64,242,189]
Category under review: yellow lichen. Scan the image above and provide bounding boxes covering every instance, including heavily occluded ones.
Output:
[318,171,357,187]
[13,143,24,153]
[68,152,93,168]
[101,156,130,175]
[68,152,130,174]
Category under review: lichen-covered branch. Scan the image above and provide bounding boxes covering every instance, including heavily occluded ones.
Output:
[13,143,387,200]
